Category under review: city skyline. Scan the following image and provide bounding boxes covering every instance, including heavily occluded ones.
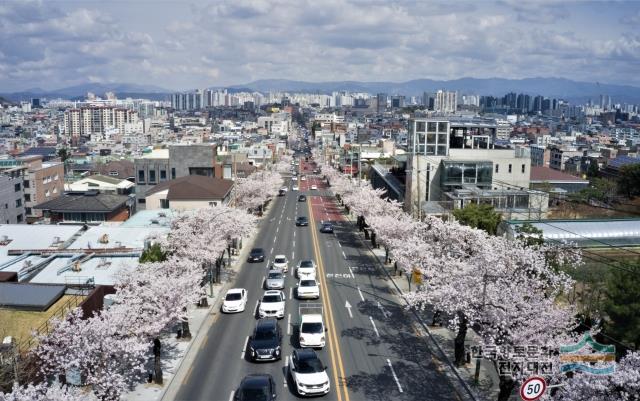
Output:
[1,0,640,92]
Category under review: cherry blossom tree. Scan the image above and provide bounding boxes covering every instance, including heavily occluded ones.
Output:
[0,382,88,401]
[233,168,283,213]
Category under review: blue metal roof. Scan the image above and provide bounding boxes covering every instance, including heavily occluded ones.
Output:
[609,156,640,169]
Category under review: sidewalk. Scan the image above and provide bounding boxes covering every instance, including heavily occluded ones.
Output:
[344,211,501,401]
[124,204,270,401]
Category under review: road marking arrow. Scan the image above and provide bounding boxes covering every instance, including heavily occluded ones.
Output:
[377,301,390,319]
[345,300,353,318]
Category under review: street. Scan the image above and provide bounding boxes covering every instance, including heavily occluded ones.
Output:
[175,159,463,401]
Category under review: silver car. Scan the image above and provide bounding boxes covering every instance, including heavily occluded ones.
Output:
[265,269,285,290]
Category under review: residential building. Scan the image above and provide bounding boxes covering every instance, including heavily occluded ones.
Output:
[144,176,233,210]
[549,146,583,171]
[530,145,551,167]
[0,175,25,224]
[63,106,139,143]
[35,191,131,223]
[434,90,457,113]
[530,166,590,194]
[65,175,135,195]
[91,160,135,181]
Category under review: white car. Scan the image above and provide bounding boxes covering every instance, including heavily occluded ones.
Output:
[272,254,289,272]
[280,186,288,193]
[296,260,317,279]
[297,278,320,299]
[301,176,306,181]
[221,288,247,313]
[310,185,318,190]
[299,314,326,348]
[258,290,286,319]
[289,349,330,396]
[292,185,299,191]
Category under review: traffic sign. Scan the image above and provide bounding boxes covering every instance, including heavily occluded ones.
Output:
[520,376,547,401]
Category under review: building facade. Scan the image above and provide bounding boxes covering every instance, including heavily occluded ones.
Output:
[63,106,139,142]
[0,174,25,224]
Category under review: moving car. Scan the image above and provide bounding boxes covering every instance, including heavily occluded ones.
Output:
[310,184,318,190]
[249,319,282,362]
[301,176,306,181]
[248,248,265,263]
[296,216,309,226]
[222,288,247,313]
[234,374,277,401]
[296,260,317,279]
[319,222,333,233]
[299,314,326,348]
[292,185,299,191]
[265,270,284,290]
[288,349,330,396]
[258,290,286,319]
[298,195,307,202]
[297,278,320,299]
[272,254,289,272]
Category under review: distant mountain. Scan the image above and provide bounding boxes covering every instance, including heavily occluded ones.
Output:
[0,83,171,102]
[228,77,640,103]
[0,96,14,106]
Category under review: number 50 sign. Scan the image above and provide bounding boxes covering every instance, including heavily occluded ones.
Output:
[520,376,547,401]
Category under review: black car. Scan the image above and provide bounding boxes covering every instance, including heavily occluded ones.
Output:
[249,319,282,362]
[320,222,334,233]
[234,374,277,401]
[298,195,307,202]
[248,248,265,263]
[296,216,309,226]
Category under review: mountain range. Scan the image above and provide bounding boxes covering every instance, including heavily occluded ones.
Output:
[2,77,640,103]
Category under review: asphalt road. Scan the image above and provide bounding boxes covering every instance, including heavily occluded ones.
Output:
[175,158,464,401]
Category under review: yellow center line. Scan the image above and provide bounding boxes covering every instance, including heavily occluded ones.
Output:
[307,198,350,401]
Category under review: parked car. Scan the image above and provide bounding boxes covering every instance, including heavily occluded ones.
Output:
[288,349,330,396]
[258,290,286,319]
[296,216,309,226]
[234,374,277,401]
[265,270,285,290]
[310,184,318,190]
[249,319,282,362]
[222,288,248,313]
[319,222,333,233]
[248,248,265,263]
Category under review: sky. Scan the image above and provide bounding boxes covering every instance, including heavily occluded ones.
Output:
[0,0,639,92]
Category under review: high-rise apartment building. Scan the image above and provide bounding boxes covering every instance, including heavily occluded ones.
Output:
[434,90,458,113]
[63,106,138,142]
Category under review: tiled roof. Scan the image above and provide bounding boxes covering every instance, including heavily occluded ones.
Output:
[530,166,589,183]
[145,175,233,200]
[34,192,129,212]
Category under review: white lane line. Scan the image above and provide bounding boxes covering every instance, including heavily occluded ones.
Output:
[289,286,293,299]
[337,241,342,248]
[387,359,404,393]
[342,250,347,259]
[292,240,295,248]
[240,336,249,360]
[229,390,235,401]
[293,231,296,238]
[370,316,380,337]
[254,300,259,316]
[348,266,355,278]
[261,278,265,289]
[357,286,365,302]
[273,238,276,244]
[270,247,274,253]
[292,250,295,261]
[287,313,292,335]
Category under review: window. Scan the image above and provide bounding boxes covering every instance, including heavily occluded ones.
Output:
[15,199,21,207]
[209,201,217,206]
[109,171,119,176]
[495,164,499,173]
[24,194,31,202]
[427,122,437,132]
[149,170,156,183]
[138,170,145,182]
[16,214,23,223]
[508,164,512,173]
[4,204,7,209]
[14,183,21,192]
[160,199,170,209]
[138,198,146,204]
[160,170,167,180]
[25,207,31,215]
[521,164,526,174]
[416,122,426,132]
[438,122,448,132]
[171,168,176,179]
[23,180,30,188]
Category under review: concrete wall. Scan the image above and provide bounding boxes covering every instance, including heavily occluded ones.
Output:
[0,175,25,224]
[169,145,216,178]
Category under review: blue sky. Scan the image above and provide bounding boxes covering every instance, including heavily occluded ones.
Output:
[0,0,639,91]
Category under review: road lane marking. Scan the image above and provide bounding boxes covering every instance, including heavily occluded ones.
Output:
[307,200,348,401]
[229,390,235,401]
[240,336,249,360]
[287,313,292,335]
[357,286,365,302]
[348,266,355,278]
[377,301,390,319]
[369,316,380,337]
[261,278,265,289]
[345,300,353,318]
[270,247,274,254]
[292,250,295,260]
[387,359,403,393]
[254,299,259,316]
[289,287,293,299]
[342,250,347,259]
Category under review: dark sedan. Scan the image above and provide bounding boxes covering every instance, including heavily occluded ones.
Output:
[248,319,282,362]
[234,374,276,401]
[296,216,309,226]
[319,222,334,233]
[298,195,307,202]
[247,248,265,263]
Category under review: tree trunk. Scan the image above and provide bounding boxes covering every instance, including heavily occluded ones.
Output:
[153,338,163,385]
[181,317,192,340]
[497,375,515,401]
[454,311,468,367]
[385,247,390,263]
[431,310,442,326]
[371,231,377,248]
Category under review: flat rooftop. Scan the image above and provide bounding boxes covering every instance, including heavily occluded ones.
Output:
[0,225,83,266]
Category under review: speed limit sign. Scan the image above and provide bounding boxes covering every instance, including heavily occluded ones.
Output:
[520,376,547,401]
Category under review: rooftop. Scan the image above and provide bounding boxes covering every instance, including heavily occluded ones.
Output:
[140,148,169,159]
[530,166,589,183]
[34,191,130,212]
[145,175,233,200]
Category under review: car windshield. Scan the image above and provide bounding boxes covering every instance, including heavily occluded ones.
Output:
[296,356,324,374]
[226,293,242,301]
[300,261,314,268]
[297,217,306,221]
[300,280,316,287]
[323,224,331,228]
[268,272,282,280]
[301,322,323,334]
[240,387,269,401]
[275,257,286,263]
[251,249,263,255]
[255,327,277,341]
[263,295,282,303]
